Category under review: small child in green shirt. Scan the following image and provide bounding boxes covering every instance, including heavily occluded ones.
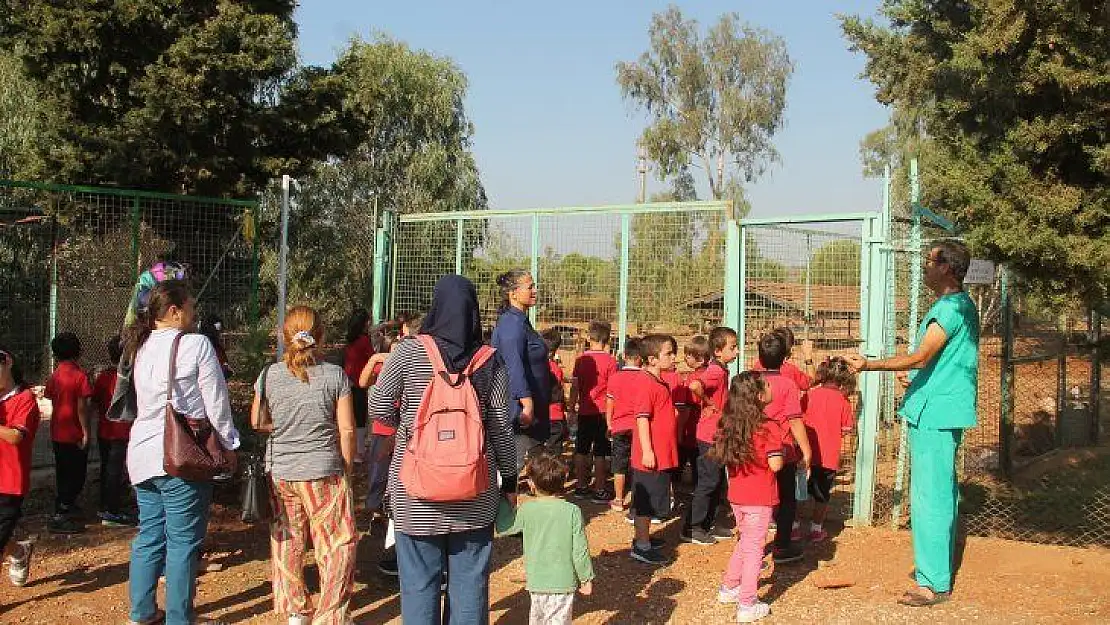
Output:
[497,451,594,625]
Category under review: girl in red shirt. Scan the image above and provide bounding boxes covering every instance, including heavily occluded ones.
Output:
[0,345,41,586]
[801,357,857,543]
[709,372,784,623]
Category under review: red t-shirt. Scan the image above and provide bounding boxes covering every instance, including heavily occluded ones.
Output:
[630,371,679,472]
[750,359,811,392]
[548,360,566,422]
[0,388,42,496]
[803,385,855,470]
[368,362,397,436]
[605,367,644,434]
[694,361,730,443]
[680,369,705,447]
[93,369,131,441]
[572,350,617,416]
[343,335,374,383]
[761,371,803,463]
[660,370,693,447]
[44,361,92,444]
[726,419,785,507]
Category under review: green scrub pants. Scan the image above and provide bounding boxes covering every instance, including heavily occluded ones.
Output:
[908,424,963,594]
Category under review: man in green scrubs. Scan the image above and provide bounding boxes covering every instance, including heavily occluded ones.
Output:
[847,240,979,607]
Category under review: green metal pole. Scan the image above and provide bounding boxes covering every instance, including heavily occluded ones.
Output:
[891,158,922,528]
[1090,307,1102,445]
[372,210,394,325]
[999,266,1014,477]
[724,213,742,376]
[853,214,884,526]
[455,218,464,275]
[131,197,141,281]
[530,214,539,326]
[48,218,58,369]
[617,213,631,355]
[249,203,260,326]
[738,226,748,365]
[803,233,812,337]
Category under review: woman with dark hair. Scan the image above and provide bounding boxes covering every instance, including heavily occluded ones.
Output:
[490,269,551,472]
[123,280,240,625]
[368,275,517,624]
[342,309,374,463]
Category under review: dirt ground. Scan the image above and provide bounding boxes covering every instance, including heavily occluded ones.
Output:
[1,483,1108,625]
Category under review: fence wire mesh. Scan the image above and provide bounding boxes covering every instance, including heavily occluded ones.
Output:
[0,180,259,383]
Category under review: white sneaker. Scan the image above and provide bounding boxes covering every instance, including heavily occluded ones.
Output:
[7,538,35,587]
[288,614,310,625]
[736,601,771,623]
[717,585,742,604]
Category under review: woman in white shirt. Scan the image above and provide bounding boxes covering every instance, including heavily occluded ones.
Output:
[123,280,240,625]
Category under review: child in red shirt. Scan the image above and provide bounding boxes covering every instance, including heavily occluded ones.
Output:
[629,334,679,566]
[749,326,814,393]
[710,372,784,622]
[569,320,618,502]
[682,327,739,546]
[541,329,569,454]
[43,332,91,534]
[677,336,710,483]
[92,336,135,527]
[0,345,41,586]
[360,320,402,514]
[604,337,644,513]
[801,357,857,543]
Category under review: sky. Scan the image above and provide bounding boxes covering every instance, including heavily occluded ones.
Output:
[294,1,891,219]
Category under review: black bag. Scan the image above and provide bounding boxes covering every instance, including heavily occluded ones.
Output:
[240,365,273,523]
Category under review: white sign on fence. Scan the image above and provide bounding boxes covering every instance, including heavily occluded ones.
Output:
[964,259,996,285]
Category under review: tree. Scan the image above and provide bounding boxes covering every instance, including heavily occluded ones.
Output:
[841,2,1110,306]
[809,239,860,286]
[0,52,52,180]
[616,6,793,205]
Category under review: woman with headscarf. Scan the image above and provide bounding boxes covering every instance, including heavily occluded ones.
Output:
[368,275,517,625]
[490,269,551,472]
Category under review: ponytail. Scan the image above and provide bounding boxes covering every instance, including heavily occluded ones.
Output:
[496,268,530,313]
[282,306,323,383]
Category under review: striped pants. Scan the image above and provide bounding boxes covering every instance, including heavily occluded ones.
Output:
[269,474,357,625]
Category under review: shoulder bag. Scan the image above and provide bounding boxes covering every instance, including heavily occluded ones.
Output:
[163,333,234,481]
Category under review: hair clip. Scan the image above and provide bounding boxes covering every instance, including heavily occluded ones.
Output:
[294,330,316,347]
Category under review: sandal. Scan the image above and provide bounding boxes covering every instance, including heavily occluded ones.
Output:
[898,587,951,607]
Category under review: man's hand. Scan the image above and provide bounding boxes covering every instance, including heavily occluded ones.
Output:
[845,354,867,373]
[641,449,656,470]
[519,401,534,428]
[579,580,593,596]
[896,371,911,389]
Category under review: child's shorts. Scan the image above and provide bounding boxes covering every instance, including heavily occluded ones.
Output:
[632,469,672,519]
[609,431,633,475]
[530,591,574,624]
[574,414,611,457]
[808,467,838,504]
[0,494,24,551]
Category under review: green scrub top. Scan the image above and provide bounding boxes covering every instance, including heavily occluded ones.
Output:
[899,291,980,430]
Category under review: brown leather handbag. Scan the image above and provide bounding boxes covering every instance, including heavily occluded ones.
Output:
[163,333,234,481]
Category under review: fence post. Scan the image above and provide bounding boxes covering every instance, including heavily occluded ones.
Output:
[529,214,539,326]
[372,209,393,325]
[249,202,260,326]
[276,175,291,358]
[1056,317,1068,448]
[1091,307,1103,445]
[617,213,631,354]
[737,224,748,365]
[131,197,141,280]
[853,214,885,526]
[1000,266,1014,477]
[48,217,58,368]
[455,217,464,275]
[723,212,741,375]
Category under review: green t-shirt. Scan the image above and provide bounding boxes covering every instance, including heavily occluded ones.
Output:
[496,496,594,594]
[899,291,980,430]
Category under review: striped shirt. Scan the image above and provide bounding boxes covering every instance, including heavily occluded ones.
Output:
[368,337,516,536]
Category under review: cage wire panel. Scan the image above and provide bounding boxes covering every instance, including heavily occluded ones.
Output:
[0,180,259,383]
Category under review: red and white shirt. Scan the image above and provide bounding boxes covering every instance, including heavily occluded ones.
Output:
[45,360,92,444]
[0,388,41,496]
[630,371,679,473]
[572,350,617,416]
[803,384,855,470]
[694,361,730,444]
[727,419,785,507]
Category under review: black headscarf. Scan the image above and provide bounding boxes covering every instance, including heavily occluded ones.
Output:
[420,274,484,373]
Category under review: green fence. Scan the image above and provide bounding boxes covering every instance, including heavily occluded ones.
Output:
[0,179,260,383]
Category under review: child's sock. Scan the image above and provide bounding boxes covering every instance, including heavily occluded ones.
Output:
[811,522,823,532]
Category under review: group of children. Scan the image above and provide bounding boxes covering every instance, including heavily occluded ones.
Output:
[505,322,858,623]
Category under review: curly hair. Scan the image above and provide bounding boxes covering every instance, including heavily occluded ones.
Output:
[708,371,770,468]
[815,356,858,396]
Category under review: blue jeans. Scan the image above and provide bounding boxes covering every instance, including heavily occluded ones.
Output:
[129,476,213,625]
[395,525,493,625]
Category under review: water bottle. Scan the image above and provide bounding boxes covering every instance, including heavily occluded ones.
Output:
[794,466,809,502]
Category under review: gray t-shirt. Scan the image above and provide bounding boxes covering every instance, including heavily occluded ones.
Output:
[255,362,351,481]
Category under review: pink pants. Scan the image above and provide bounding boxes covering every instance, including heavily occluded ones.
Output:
[722,504,773,606]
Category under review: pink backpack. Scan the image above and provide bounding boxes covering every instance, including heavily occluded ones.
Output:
[400,335,496,502]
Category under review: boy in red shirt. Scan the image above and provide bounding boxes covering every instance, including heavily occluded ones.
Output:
[604,337,643,513]
[755,332,813,564]
[43,332,91,534]
[541,329,569,455]
[801,357,857,543]
[749,326,814,393]
[677,336,710,485]
[629,334,679,566]
[569,321,617,503]
[682,327,739,546]
[0,345,41,587]
[92,336,135,527]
